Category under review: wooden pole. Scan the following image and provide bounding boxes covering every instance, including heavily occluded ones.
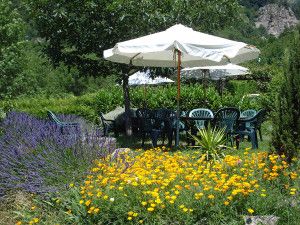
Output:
[175,50,181,147]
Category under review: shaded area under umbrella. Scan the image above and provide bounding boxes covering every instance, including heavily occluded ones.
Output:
[104,24,260,147]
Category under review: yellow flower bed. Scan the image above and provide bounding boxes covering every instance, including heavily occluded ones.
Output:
[75,147,298,223]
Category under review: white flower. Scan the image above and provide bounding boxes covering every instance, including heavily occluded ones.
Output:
[109,198,115,202]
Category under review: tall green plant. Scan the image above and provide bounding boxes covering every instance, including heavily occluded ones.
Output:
[271,29,300,161]
[191,124,226,161]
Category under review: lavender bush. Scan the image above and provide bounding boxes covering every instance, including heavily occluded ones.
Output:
[0,112,116,196]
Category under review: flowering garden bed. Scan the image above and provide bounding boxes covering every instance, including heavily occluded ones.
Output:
[16,148,300,225]
[0,112,299,224]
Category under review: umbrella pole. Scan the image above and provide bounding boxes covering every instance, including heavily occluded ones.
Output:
[175,50,181,147]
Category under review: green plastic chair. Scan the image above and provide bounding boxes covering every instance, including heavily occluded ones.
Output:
[240,109,257,140]
[47,110,79,134]
[241,109,256,118]
[136,108,155,147]
[99,112,117,137]
[236,109,267,149]
[152,109,176,147]
[189,108,214,129]
[248,109,267,141]
[213,107,240,147]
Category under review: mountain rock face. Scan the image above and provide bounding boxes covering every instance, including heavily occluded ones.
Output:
[255,4,299,37]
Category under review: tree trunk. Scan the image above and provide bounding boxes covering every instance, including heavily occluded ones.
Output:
[122,73,132,136]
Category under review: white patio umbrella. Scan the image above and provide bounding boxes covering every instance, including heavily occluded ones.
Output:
[181,63,250,80]
[129,70,174,86]
[104,24,260,146]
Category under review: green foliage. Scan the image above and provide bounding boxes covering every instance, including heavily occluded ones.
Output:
[0,0,295,111]
[76,88,123,115]
[260,28,298,65]
[0,0,25,46]
[12,42,82,97]
[0,108,5,121]
[271,30,300,161]
[0,96,96,122]
[239,0,289,10]
[0,83,264,124]
[214,14,270,47]
[130,84,252,111]
[191,124,226,161]
[0,86,124,122]
[258,65,284,112]
[291,1,300,19]
[26,0,241,76]
[1,40,121,98]
[0,0,26,99]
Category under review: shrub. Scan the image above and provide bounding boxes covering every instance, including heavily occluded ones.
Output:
[0,112,116,197]
[0,83,264,123]
[0,96,97,122]
[271,31,300,161]
[130,84,258,111]
[0,0,26,99]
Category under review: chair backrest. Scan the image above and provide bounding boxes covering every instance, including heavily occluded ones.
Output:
[213,107,240,132]
[99,112,108,127]
[136,108,152,119]
[172,110,188,131]
[189,108,214,129]
[249,109,267,128]
[136,108,153,132]
[241,109,256,118]
[152,109,176,130]
[47,110,63,126]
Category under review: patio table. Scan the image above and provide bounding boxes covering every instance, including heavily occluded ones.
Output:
[237,117,251,129]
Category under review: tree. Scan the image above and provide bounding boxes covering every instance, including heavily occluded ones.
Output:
[26,0,241,134]
[271,29,300,162]
[0,0,26,99]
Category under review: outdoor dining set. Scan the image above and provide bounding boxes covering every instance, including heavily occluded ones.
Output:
[47,107,267,150]
[101,107,267,149]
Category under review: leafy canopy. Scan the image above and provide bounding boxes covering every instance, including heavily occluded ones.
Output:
[26,0,241,76]
[0,0,26,98]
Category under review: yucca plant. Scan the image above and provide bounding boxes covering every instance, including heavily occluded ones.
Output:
[190,123,226,161]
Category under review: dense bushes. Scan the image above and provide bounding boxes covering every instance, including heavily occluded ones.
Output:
[0,0,26,99]
[0,83,263,123]
[0,87,124,123]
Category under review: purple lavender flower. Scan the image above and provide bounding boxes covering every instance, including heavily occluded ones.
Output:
[0,112,116,197]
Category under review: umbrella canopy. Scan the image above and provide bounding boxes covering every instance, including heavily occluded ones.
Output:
[104,24,260,67]
[181,63,250,80]
[104,24,260,146]
[129,70,174,86]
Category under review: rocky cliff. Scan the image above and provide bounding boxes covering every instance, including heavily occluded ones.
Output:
[255,4,299,37]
